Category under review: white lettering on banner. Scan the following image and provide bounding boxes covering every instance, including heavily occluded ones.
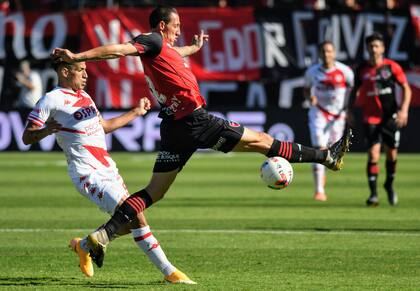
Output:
[268,123,294,142]
[40,68,58,95]
[0,112,11,150]
[9,112,30,151]
[199,82,237,104]
[201,20,224,71]
[120,79,132,108]
[387,17,407,60]
[341,15,364,59]
[94,19,121,71]
[103,112,144,151]
[95,78,113,108]
[226,112,265,132]
[123,29,144,74]
[263,22,288,68]
[243,24,264,69]
[31,14,67,59]
[224,28,245,71]
[293,11,313,68]
[293,12,409,66]
[246,82,266,108]
[143,112,160,152]
[0,111,298,152]
[0,12,26,59]
[0,66,3,97]
[200,20,262,72]
[279,77,305,108]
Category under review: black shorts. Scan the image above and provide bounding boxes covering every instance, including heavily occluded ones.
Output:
[153,108,244,172]
[364,117,400,149]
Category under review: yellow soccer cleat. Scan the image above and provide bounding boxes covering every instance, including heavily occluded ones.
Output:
[164,269,197,285]
[69,237,94,277]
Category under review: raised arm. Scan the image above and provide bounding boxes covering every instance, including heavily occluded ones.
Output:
[51,43,138,63]
[173,30,209,57]
[100,97,151,134]
[22,119,62,145]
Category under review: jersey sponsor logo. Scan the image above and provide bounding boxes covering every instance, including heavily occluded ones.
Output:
[73,106,97,120]
[229,121,241,127]
[380,68,392,79]
[156,151,180,163]
[212,137,227,151]
[64,99,71,106]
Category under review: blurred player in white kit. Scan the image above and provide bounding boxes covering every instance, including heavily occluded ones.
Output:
[304,41,354,201]
[22,60,195,284]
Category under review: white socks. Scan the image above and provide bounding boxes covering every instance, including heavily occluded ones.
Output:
[131,226,176,276]
[312,163,326,194]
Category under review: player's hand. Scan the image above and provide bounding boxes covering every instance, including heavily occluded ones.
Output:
[396,109,408,128]
[192,30,209,49]
[50,48,76,63]
[133,97,152,116]
[44,119,62,135]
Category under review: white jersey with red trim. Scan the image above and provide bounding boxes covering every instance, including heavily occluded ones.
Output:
[304,61,354,115]
[27,87,116,176]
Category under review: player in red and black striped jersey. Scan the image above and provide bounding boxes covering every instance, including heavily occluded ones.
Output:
[352,32,411,207]
[51,6,352,272]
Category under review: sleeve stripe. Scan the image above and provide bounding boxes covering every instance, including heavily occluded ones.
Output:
[27,115,45,126]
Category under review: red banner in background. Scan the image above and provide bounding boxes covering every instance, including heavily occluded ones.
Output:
[410,5,420,42]
[78,7,259,108]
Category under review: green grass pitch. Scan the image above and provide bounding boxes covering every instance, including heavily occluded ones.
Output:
[0,152,420,290]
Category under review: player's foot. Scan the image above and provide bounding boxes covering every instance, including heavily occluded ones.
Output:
[384,183,398,206]
[366,195,379,207]
[323,128,353,171]
[86,232,107,268]
[314,192,327,202]
[164,269,197,285]
[69,237,94,277]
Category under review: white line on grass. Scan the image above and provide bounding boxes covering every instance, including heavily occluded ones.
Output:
[0,228,419,237]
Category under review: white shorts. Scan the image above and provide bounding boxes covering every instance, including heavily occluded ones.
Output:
[308,106,346,148]
[71,168,130,215]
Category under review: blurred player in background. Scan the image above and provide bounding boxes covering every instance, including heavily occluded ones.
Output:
[304,41,354,201]
[352,32,411,207]
[51,5,352,268]
[22,61,195,284]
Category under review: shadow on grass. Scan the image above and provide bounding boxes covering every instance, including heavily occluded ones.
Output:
[0,276,164,288]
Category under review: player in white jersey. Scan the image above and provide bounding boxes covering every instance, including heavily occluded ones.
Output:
[22,61,195,284]
[304,41,354,201]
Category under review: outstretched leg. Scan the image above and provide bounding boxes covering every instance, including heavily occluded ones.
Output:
[233,127,352,170]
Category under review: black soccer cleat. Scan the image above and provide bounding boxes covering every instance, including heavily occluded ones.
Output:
[366,195,379,207]
[324,128,353,171]
[384,183,398,206]
[87,232,107,268]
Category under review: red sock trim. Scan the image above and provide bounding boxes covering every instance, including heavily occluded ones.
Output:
[134,232,152,242]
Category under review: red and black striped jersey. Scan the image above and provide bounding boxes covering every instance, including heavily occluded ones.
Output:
[355,58,407,124]
[130,32,206,120]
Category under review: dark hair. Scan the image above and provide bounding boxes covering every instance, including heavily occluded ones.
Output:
[365,32,384,45]
[149,6,177,29]
[52,60,71,72]
[318,40,335,51]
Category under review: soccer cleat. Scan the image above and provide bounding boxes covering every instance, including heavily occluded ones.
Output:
[69,237,94,277]
[323,128,353,171]
[164,269,197,285]
[314,192,327,202]
[86,232,107,268]
[366,195,379,207]
[384,183,398,206]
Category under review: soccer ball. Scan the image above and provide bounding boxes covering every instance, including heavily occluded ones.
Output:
[260,157,294,190]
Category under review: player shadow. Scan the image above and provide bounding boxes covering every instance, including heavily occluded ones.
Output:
[0,276,165,288]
